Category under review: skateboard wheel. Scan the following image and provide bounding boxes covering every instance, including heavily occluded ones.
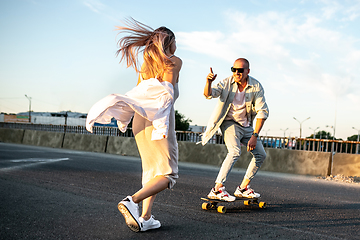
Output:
[217,206,226,213]
[259,201,267,209]
[202,202,211,210]
[244,200,250,206]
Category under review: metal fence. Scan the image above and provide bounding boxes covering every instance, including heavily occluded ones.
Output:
[258,136,360,154]
[0,122,134,137]
[1,122,359,154]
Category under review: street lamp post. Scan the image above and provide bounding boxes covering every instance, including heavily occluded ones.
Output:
[326,125,336,176]
[352,127,360,154]
[293,117,310,138]
[309,127,320,151]
[309,127,320,139]
[326,125,335,140]
[25,94,32,123]
[280,128,289,149]
[280,128,289,138]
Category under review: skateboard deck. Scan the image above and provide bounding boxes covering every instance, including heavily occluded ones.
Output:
[201,197,266,213]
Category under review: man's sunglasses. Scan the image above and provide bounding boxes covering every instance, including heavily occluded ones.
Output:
[231,67,246,73]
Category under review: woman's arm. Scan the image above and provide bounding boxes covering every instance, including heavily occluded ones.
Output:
[162,56,182,86]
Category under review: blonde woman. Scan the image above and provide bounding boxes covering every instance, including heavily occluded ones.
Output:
[86,18,182,232]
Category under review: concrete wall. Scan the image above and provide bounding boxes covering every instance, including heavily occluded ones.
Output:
[1,128,359,177]
[0,128,24,144]
[22,130,64,148]
[62,133,108,153]
[178,141,227,166]
[178,142,330,176]
[332,153,360,176]
[106,136,140,157]
[259,148,330,176]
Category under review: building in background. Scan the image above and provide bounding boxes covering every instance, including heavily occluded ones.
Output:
[0,112,206,133]
[189,125,206,133]
[1,111,86,126]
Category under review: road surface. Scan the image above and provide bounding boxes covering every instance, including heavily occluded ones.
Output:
[1,142,359,239]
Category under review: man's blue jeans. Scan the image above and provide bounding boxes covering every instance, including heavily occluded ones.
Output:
[215,120,266,184]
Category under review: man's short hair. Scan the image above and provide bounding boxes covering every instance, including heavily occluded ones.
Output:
[235,58,250,69]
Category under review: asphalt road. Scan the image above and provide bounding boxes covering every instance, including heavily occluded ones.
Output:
[1,142,359,240]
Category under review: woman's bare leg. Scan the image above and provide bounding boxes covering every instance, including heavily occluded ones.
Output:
[131,175,169,219]
[140,195,156,220]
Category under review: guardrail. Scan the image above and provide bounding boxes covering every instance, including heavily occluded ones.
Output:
[0,122,134,137]
[259,136,360,154]
[1,122,359,154]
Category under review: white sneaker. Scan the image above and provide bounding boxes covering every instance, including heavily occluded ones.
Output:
[118,196,141,232]
[234,185,260,198]
[207,186,236,202]
[139,215,161,231]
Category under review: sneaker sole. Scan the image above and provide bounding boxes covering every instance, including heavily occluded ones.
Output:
[234,193,259,199]
[118,203,140,232]
[207,196,235,202]
[141,222,161,232]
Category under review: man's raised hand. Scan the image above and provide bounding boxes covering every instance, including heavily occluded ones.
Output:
[207,67,217,82]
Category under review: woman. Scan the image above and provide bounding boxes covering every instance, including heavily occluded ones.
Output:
[107,18,181,232]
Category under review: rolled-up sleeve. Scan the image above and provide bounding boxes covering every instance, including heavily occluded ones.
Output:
[254,85,269,119]
[204,79,226,99]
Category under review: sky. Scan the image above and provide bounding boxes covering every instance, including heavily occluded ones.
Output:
[1,0,360,140]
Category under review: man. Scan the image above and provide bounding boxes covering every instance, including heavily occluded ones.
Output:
[202,58,269,201]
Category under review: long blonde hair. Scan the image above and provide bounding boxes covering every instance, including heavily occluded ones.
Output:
[115,18,175,79]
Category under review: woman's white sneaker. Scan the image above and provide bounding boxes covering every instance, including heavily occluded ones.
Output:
[139,215,161,231]
[207,186,236,202]
[118,196,141,232]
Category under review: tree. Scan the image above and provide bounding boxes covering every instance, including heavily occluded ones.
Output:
[175,110,192,131]
[347,135,359,141]
[315,130,332,139]
[306,131,333,151]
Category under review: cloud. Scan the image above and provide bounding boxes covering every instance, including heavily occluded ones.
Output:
[177,31,237,62]
[82,0,105,13]
[319,0,360,22]
[81,0,121,23]
[320,0,343,19]
[347,93,360,105]
[177,6,360,100]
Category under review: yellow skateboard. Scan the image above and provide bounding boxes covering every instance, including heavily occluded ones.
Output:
[201,197,267,214]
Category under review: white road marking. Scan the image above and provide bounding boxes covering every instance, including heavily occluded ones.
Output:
[10,158,69,163]
[0,158,70,172]
[0,150,44,153]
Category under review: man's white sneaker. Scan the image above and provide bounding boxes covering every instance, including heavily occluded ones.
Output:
[139,215,161,231]
[234,185,260,198]
[118,196,141,232]
[207,186,236,202]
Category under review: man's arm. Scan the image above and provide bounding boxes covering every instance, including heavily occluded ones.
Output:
[204,67,217,98]
[253,118,265,135]
[247,118,266,152]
